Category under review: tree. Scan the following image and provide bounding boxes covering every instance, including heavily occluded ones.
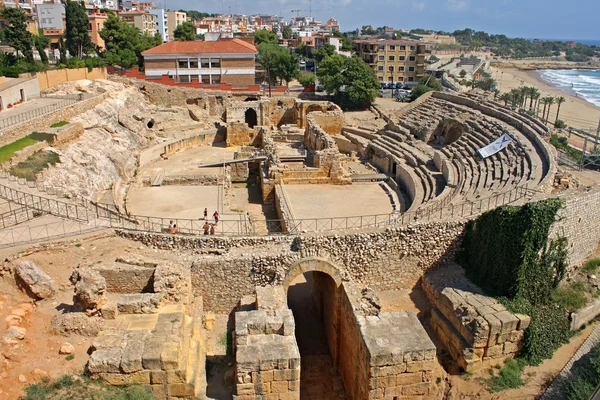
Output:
[540,97,548,121]
[258,43,299,92]
[528,87,540,109]
[1,8,34,62]
[254,29,278,45]
[317,54,379,110]
[64,0,94,57]
[499,92,511,106]
[100,13,160,68]
[410,85,434,101]
[459,69,467,78]
[315,43,336,62]
[33,30,50,64]
[410,76,442,101]
[297,71,315,88]
[173,22,196,41]
[545,96,555,123]
[282,27,293,40]
[555,96,566,125]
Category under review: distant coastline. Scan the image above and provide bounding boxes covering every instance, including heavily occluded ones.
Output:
[527,39,600,47]
[537,69,600,107]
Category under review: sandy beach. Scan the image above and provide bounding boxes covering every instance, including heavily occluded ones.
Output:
[491,66,600,131]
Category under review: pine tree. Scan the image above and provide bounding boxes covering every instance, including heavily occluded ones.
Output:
[0,8,34,62]
[64,0,94,58]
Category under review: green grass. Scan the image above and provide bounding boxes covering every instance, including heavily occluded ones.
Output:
[583,258,600,274]
[551,282,590,311]
[550,134,583,163]
[0,132,54,164]
[487,359,526,392]
[20,375,155,400]
[50,121,69,128]
[9,150,60,181]
[65,354,74,361]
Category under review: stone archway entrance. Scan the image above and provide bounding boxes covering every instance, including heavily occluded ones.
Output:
[284,258,346,399]
[244,108,258,128]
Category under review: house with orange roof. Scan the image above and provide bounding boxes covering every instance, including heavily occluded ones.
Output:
[141,38,258,89]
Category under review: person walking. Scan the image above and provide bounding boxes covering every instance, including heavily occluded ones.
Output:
[210,224,216,235]
[203,222,210,235]
[213,211,219,225]
[203,208,208,220]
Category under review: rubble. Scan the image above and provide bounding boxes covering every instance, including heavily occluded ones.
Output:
[14,261,55,300]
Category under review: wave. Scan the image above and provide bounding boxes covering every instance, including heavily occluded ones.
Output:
[539,69,600,107]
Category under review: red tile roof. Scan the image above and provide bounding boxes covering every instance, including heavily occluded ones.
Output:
[142,39,257,55]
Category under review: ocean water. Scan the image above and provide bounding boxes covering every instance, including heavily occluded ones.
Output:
[539,69,600,107]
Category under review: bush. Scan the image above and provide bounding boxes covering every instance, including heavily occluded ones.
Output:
[50,120,69,128]
[551,284,589,311]
[555,119,566,129]
[297,71,316,88]
[583,258,600,274]
[487,359,526,392]
[10,150,60,181]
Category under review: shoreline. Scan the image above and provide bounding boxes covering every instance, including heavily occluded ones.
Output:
[491,66,600,130]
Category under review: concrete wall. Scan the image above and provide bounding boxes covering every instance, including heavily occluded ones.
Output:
[0,77,40,109]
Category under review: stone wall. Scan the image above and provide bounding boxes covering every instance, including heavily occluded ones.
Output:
[117,220,464,313]
[0,94,107,147]
[422,263,529,372]
[226,122,258,147]
[164,134,209,156]
[141,175,220,187]
[47,122,84,146]
[548,186,600,265]
[304,113,339,151]
[93,263,156,294]
[305,110,344,136]
[274,184,297,234]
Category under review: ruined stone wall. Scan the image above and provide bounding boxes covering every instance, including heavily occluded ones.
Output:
[48,123,84,146]
[163,135,209,155]
[549,186,600,265]
[93,264,155,294]
[0,94,107,147]
[306,110,344,136]
[226,122,258,147]
[117,221,464,313]
[261,98,297,126]
[304,114,338,151]
[141,175,220,187]
[274,184,297,234]
[226,101,261,124]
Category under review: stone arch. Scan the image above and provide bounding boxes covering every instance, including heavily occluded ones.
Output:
[304,104,324,119]
[283,257,343,290]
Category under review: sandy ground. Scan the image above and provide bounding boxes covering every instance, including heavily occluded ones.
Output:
[140,145,238,178]
[283,183,393,220]
[127,186,219,220]
[491,66,600,130]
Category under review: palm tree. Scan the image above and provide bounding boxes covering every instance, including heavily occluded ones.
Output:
[544,96,555,123]
[499,92,511,106]
[510,88,521,107]
[555,96,566,125]
[540,97,548,121]
[532,91,541,115]
[529,87,540,110]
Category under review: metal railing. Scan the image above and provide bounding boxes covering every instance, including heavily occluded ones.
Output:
[0,219,102,248]
[0,98,78,130]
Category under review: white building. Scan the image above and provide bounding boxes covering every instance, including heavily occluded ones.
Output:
[36,3,64,30]
[149,8,168,42]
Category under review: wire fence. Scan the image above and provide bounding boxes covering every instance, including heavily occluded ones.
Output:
[0,219,102,249]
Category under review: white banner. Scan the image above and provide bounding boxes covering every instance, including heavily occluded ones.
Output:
[477,133,513,158]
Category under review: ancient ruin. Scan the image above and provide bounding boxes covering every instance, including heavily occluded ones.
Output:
[0,77,598,400]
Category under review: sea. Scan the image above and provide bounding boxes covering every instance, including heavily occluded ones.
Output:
[539,69,600,107]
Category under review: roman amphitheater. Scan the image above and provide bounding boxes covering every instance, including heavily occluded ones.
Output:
[0,77,599,400]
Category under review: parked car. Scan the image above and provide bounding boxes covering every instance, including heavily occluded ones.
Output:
[316,85,325,92]
[387,83,397,89]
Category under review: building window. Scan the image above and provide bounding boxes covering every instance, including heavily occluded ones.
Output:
[178,75,190,83]
[189,59,198,68]
[201,75,211,84]
[399,66,405,72]
[378,55,384,61]
[408,76,414,82]
[399,56,405,61]
[388,76,394,82]
[400,45,406,50]
[210,59,221,68]
[397,76,404,81]
[378,76,383,81]
[409,56,416,61]
[410,45,415,50]
[378,66,384,71]
[388,66,394,72]
[409,66,415,72]
[378,44,385,50]
[178,59,188,68]
[201,58,210,68]
[388,55,395,61]
[389,45,395,51]
[212,76,221,84]
[190,75,199,81]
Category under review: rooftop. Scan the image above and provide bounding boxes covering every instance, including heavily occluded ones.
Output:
[353,39,429,45]
[142,38,257,55]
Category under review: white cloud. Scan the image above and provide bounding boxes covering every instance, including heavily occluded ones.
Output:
[447,0,468,10]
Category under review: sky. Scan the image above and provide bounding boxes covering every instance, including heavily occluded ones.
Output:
[163,0,600,40]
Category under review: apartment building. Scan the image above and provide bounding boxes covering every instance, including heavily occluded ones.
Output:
[353,39,429,84]
[141,38,257,88]
[119,10,157,36]
[36,2,63,29]
[166,11,186,40]
[0,0,38,33]
[149,8,168,42]
[88,8,107,50]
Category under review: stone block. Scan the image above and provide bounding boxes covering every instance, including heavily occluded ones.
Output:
[279,392,300,400]
[497,332,511,344]
[289,379,299,391]
[504,341,520,354]
[260,359,277,371]
[395,372,422,385]
[88,349,123,373]
[117,293,161,314]
[403,350,424,363]
[166,369,186,384]
[515,313,531,330]
[91,333,123,351]
[161,342,180,370]
[101,301,118,320]
[261,370,274,382]
[98,371,150,386]
[510,330,524,342]
[484,344,504,358]
[167,383,195,397]
[264,394,279,400]
[142,336,166,370]
[273,369,292,381]
[258,382,271,394]
[236,383,255,395]
[495,311,519,332]
[271,380,289,394]
[150,384,166,398]
[150,370,166,384]
[120,339,145,373]
[203,313,216,331]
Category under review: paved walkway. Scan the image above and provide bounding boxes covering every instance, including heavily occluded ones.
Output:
[0,97,68,129]
[540,324,600,400]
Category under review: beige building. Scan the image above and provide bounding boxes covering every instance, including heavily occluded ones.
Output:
[354,39,429,84]
[88,9,108,51]
[166,11,186,40]
[119,10,157,36]
[418,33,456,45]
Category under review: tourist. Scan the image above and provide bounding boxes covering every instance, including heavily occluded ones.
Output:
[213,211,219,224]
[210,224,216,235]
[168,220,175,233]
[203,222,210,235]
[203,208,208,220]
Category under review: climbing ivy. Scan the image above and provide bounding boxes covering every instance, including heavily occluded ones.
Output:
[459,198,565,305]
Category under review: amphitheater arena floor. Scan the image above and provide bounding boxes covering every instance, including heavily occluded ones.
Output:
[127,186,219,220]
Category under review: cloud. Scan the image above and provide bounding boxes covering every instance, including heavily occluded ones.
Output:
[447,0,468,10]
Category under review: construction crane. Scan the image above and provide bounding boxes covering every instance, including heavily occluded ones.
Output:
[291,8,330,18]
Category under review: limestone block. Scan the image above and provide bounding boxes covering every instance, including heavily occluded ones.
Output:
[273,369,293,381]
[91,333,123,350]
[237,383,255,395]
[150,370,166,384]
[261,370,274,382]
[402,382,430,396]
[142,336,166,370]
[70,268,107,311]
[121,339,145,373]
[101,301,118,320]
[515,313,531,330]
[484,344,504,358]
[14,261,55,300]
[167,383,195,397]
[504,341,521,354]
[255,286,286,311]
[289,380,299,391]
[88,349,123,373]
[495,311,519,333]
[166,369,186,384]
[117,293,161,314]
[160,342,180,370]
[497,332,511,344]
[395,372,422,385]
[98,371,150,386]
[279,392,300,400]
[510,330,524,342]
[483,313,502,346]
[271,380,288,394]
